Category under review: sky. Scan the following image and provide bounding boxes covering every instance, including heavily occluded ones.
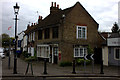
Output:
[0,0,119,37]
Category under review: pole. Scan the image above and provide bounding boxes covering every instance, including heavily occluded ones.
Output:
[72,59,76,74]
[43,59,47,74]
[92,60,94,73]
[13,15,17,74]
[100,60,104,74]
[8,39,11,69]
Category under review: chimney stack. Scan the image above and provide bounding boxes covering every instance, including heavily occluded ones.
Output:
[38,15,42,24]
[50,2,60,14]
[27,24,30,29]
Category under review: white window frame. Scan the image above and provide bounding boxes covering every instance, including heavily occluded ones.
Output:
[76,26,87,39]
[74,47,87,57]
[114,48,120,60]
[37,45,50,58]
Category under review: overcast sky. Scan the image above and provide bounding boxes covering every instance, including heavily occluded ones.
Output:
[0,0,119,37]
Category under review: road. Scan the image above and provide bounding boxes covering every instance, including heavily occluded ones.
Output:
[1,76,120,80]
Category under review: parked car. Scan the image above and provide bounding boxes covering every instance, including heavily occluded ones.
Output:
[0,48,5,59]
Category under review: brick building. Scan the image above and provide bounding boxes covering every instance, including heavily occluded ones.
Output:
[25,2,104,64]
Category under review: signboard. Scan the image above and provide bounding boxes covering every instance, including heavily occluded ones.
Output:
[107,38,120,46]
[84,54,94,60]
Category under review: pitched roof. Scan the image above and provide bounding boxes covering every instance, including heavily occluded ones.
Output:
[38,6,73,27]
[25,2,98,33]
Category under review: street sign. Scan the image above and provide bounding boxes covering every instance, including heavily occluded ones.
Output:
[84,54,88,60]
[90,54,94,60]
[84,54,94,60]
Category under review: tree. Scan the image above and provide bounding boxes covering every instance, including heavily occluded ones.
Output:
[111,22,119,33]
[2,33,10,47]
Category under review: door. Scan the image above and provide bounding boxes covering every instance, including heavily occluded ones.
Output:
[53,47,58,64]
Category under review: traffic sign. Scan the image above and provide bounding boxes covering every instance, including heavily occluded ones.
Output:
[90,54,94,60]
[84,54,88,60]
[84,54,94,60]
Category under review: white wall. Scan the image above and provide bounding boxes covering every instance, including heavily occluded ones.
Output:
[102,46,108,66]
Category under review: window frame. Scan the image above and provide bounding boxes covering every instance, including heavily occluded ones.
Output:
[44,28,50,39]
[114,48,120,60]
[74,47,87,57]
[37,45,50,58]
[52,27,59,38]
[38,30,42,40]
[76,26,87,39]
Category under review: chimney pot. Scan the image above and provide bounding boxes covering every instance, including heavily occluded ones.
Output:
[39,16,41,19]
[32,23,33,26]
[54,2,56,7]
[57,4,59,9]
[51,2,53,7]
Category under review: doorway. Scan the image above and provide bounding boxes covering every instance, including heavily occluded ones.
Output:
[52,47,58,64]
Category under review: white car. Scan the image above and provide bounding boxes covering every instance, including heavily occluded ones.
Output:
[0,48,5,59]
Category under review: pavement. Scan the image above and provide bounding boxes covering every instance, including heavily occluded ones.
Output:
[1,53,120,79]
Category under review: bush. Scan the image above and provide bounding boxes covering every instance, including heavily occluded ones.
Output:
[25,56,37,62]
[59,61,72,67]
[76,58,91,65]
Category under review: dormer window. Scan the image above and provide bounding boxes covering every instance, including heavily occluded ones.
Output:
[76,26,87,39]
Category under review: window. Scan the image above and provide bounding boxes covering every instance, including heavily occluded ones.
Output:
[37,45,50,58]
[44,28,50,39]
[33,32,35,41]
[76,26,87,39]
[52,27,58,38]
[114,48,120,60]
[38,30,42,40]
[74,47,87,57]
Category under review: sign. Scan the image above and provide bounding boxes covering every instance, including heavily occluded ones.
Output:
[107,38,120,46]
[90,54,94,60]
[84,54,94,60]
[84,54,88,60]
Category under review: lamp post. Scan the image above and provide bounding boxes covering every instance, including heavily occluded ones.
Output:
[13,3,20,74]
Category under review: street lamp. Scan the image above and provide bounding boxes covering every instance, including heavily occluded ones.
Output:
[13,3,20,74]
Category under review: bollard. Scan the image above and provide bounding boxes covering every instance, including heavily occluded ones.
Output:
[92,60,94,73]
[72,59,76,74]
[43,59,47,74]
[100,60,104,74]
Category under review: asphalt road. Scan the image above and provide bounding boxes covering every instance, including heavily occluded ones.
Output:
[1,76,120,80]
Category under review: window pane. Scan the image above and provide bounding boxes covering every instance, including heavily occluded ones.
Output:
[80,48,83,57]
[78,30,81,38]
[82,28,85,38]
[75,48,79,57]
[44,28,50,39]
[115,49,119,59]
[52,27,58,38]
[38,30,42,40]
[78,27,81,29]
